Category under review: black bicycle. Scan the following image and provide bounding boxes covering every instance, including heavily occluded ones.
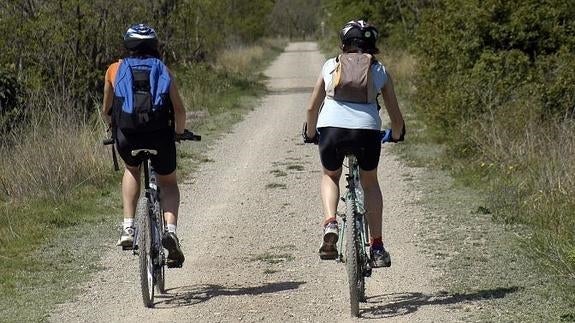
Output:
[104,129,201,308]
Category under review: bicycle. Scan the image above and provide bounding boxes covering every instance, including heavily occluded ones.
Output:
[303,125,400,317]
[337,152,372,317]
[103,129,201,308]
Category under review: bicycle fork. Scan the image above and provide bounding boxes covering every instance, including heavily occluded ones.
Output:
[338,202,373,278]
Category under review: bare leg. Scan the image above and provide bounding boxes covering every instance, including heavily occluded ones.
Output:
[318,167,342,260]
[157,171,180,225]
[359,168,383,240]
[321,168,342,222]
[122,165,141,219]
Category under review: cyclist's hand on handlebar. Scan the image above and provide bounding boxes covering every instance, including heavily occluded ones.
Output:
[381,124,406,143]
[302,122,319,145]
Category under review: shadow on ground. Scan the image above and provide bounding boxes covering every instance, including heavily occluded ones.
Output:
[361,287,520,319]
[153,281,305,308]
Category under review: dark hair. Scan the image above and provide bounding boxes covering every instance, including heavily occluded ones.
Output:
[342,39,379,55]
[126,46,161,59]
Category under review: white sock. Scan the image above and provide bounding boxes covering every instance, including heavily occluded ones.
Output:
[166,224,177,234]
[123,218,134,229]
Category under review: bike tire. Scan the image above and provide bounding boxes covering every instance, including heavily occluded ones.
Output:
[156,209,166,294]
[156,266,166,294]
[345,198,362,317]
[358,216,368,302]
[137,197,155,308]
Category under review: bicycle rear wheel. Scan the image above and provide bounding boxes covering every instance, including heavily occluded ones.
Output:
[137,197,155,308]
[345,199,364,317]
[357,220,368,302]
[155,211,166,294]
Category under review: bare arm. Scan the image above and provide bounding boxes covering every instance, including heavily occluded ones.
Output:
[381,73,405,140]
[305,72,326,138]
[101,74,113,127]
[169,77,186,135]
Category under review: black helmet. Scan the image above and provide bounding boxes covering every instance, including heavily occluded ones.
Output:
[339,20,379,54]
[123,23,158,52]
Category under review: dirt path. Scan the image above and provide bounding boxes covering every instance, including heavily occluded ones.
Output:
[50,42,464,322]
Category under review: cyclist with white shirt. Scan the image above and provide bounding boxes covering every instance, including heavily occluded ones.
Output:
[304,20,405,267]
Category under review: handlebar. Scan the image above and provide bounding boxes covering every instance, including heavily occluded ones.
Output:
[380,129,393,143]
[301,125,402,145]
[175,130,201,142]
[302,121,405,145]
[102,129,202,146]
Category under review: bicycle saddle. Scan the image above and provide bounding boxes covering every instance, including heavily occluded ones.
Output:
[131,149,158,157]
[336,146,366,158]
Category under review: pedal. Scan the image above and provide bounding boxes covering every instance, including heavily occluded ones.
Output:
[364,266,372,277]
[166,261,183,269]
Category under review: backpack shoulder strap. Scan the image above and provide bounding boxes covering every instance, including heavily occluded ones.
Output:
[329,56,341,75]
[114,58,133,89]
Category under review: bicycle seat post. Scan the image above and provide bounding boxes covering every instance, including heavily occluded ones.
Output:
[131,149,158,191]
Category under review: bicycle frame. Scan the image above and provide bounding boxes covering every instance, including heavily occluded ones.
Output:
[133,155,165,259]
[338,155,371,269]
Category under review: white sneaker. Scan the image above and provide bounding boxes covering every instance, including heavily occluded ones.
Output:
[116,227,135,249]
[319,222,339,260]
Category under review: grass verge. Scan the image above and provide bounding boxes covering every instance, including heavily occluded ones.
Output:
[392,128,575,321]
[0,188,119,322]
[0,39,286,322]
[388,47,575,320]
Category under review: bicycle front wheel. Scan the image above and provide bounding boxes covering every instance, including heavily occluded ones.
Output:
[137,197,155,308]
[345,199,364,317]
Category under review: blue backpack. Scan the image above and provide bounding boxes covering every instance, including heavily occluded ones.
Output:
[112,57,173,133]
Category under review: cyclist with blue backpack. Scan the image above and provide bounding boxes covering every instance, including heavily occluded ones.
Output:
[101,24,186,267]
[303,20,405,268]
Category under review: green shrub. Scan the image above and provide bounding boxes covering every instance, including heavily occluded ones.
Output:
[536,48,575,119]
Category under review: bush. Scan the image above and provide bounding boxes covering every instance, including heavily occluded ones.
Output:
[536,48,575,119]
[399,0,575,285]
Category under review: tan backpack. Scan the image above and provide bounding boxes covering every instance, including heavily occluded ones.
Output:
[326,53,378,104]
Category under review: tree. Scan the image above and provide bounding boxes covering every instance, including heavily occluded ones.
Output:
[269,0,321,40]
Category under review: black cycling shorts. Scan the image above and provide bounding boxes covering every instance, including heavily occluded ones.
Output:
[318,127,381,171]
[115,128,176,175]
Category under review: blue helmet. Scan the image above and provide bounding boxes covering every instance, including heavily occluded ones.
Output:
[123,23,158,51]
